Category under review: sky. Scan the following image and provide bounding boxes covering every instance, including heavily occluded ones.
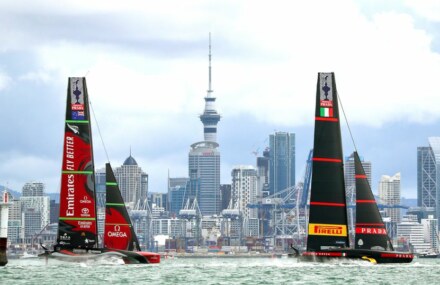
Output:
[0,0,439,199]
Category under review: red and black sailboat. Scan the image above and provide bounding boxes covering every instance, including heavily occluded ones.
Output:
[299,72,413,264]
[40,77,159,264]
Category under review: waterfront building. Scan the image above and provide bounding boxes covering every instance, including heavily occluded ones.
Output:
[19,182,50,243]
[188,36,221,216]
[20,196,50,243]
[379,173,401,224]
[5,196,22,244]
[114,154,149,204]
[231,166,259,220]
[421,215,439,252]
[417,137,440,223]
[244,218,259,237]
[23,208,41,243]
[269,132,295,196]
[397,215,430,253]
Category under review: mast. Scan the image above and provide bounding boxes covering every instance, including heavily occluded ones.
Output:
[57,77,98,250]
[306,72,349,251]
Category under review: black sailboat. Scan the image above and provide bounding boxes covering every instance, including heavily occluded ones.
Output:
[299,72,413,264]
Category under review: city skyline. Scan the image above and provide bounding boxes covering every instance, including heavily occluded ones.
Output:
[0,1,439,198]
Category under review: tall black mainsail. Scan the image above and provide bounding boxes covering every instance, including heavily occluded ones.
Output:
[307,72,349,251]
[300,72,413,263]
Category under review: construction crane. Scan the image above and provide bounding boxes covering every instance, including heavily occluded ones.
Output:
[221,198,242,246]
[179,198,202,247]
[131,198,155,251]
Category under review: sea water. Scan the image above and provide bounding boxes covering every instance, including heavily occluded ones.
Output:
[1,257,439,285]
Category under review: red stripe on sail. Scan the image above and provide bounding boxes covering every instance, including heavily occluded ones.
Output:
[313,157,342,163]
[315,117,338,122]
[356,200,376,203]
[355,174,367,179]
[310,201,346,207]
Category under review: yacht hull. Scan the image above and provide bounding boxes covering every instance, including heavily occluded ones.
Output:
[299,249,413,264]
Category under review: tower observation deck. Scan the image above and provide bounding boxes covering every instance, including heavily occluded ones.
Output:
[200,33,221,143]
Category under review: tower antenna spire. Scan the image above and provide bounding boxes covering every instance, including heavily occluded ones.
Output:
[208,32,212,96]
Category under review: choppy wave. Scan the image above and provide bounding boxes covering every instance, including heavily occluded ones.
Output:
[1,257,439,285]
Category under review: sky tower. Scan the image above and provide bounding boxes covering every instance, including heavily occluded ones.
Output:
[199,33,221,142]
[188,34,221,216]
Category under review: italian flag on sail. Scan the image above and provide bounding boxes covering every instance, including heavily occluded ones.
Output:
[320,107,333,117]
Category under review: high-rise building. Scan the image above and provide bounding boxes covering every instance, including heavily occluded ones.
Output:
[269,132,295,196]
[6,195,22,244]
[114,154,149,205]
[22,182,45,197]
[257,148,270,198]
[379,173,401,223]
[344,153,372,191]
[421,215,439,252]
[19,182,50,242]
[231,166,259,220]
[189,142,220,216]
[344,152,372,203]
[49,199,59,224]
[220,184,231,211]
[417,137,440,222]
[23,208,42,243]
[168,177,190,216]
[95,167,106,209]
[94,167,106,238]
[188,35,221,216]
[20,196,50,242]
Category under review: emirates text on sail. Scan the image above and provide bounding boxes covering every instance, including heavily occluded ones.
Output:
[65,136,75,216]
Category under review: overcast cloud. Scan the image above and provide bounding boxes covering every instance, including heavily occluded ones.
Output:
[0,0,439,199]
